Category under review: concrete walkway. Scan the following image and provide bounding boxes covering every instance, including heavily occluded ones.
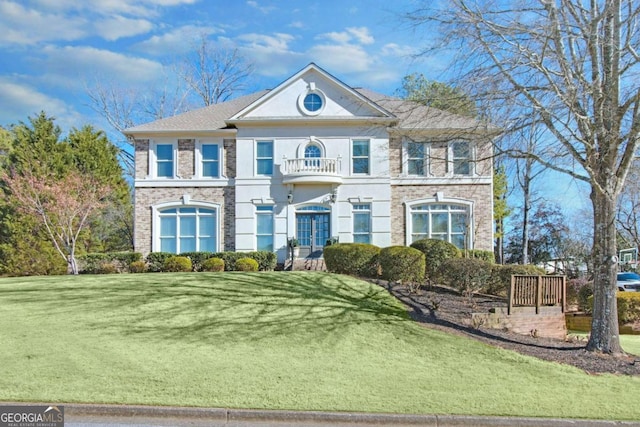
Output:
[58,403,640,427]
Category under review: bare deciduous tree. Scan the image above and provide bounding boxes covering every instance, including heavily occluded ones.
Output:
[178,35,254,106]
[407,0,640,354]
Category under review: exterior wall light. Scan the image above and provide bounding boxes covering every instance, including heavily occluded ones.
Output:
[287,191,293,204]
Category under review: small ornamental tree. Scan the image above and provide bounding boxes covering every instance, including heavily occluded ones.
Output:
[3,168,111,275]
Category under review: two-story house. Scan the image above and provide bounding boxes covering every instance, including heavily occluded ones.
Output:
[125,63,496,263]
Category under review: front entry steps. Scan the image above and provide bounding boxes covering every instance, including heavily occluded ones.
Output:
[290,258,326,271]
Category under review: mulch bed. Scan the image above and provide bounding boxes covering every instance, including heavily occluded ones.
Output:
[378,281,640,376]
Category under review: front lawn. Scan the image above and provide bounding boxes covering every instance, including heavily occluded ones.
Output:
[1,272,639,420]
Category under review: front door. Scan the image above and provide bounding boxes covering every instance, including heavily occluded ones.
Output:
[296,208,330,258]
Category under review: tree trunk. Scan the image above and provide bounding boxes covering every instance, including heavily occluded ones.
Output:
[587,188,622,354]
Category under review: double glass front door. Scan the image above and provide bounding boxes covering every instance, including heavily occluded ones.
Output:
[296,208,330,258]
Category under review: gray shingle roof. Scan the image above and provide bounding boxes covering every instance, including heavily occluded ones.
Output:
[124,87,495,134]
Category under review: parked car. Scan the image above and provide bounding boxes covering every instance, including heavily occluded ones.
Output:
[617,272,640,291]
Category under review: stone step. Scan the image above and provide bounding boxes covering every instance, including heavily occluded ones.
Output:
[292,258,326,271]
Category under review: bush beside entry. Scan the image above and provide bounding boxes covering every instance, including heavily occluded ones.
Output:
[324,243,380,277]
[410,239,460,282]
[379,246,425,291]
[235,257,259,272]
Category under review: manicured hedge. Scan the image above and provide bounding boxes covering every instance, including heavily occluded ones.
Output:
[488,264,546,296]
[163,256,192,272]
[145,251,277,272]
[437,257,493,297]
[235,257,259,272]
[465,249,496,263]
[202,257,224,272]
[78,252,143,274]
[588,292,640,325]
[323,243,381,277]
[378,246,425,288]
[410,239,460,282]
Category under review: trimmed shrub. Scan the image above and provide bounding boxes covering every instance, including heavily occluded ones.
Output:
[587,293,640,325]
[202,257,225,272]
[245,251,277,271]
[79,252,143,274]
[465,250,495,263]
[410,239,461,282]
[378,246,425,290]
[163,256,192,273]
[488,264,547,297]
[129,260,147,273]
[235,257,259,272]
[323,243,381,277]
[146,252,175,272]
[438,257,493,298]
[179,251,214,271]
[96,261,118,274]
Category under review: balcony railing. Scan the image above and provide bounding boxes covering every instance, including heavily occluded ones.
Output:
[281,157,343,185]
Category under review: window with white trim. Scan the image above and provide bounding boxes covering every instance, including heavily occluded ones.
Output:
[256,140,274,175]
[451,141,472,176]
[353,204,371,244]
[352,139,370,174]
[158,207,217,253]
[200,143,220,178]
[410,203,469,249]
[155,143,175,178]
[256,206,274,251]
[407,141,429,176]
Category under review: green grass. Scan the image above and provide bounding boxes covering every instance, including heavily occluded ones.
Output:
[569,331,640,356]
[2,272,640,420]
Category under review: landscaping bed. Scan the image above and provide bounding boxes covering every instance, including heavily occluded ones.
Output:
[381,281,640,376]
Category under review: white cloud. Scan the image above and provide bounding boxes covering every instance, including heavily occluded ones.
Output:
[235,33,303,77]
[33,0,199,18]
[0,78,80,127]
[246,0,276,14]
[133,25,225,56]
[316,27,374,46]
[39,45,165,88]
[289,21,304,29]
[346,27,374,45]
[381,43,416,57]
[0,1,87,45]
[307,44,374,74]
[94,16,155,41]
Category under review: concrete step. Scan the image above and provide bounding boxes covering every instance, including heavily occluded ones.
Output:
[292,258,326,271]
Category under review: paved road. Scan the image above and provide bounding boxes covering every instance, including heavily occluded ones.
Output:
[61,404,640,427]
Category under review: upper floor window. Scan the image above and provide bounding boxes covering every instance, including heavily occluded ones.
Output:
[407,142,428,176]
[156,143,175,178]
[353,204,371,244]
[410,203,469,249]
[201,143,220,178]
[451,141,472,175]
[304,144,322,168]
[304,93,323,112]
[256,205,274,252]
[256,140,274,175]
[352,139,370,174]
[158,206,217,253]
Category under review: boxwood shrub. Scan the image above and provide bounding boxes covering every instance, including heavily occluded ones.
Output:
[488,264,547,296]
[323,243,380,277]
[588,292,640,325]
[163,256,192,273]
[202,257,225,272]
[146,252,176,272]
[378,246,425,290]
[235,257,259,272]
[79,252,143,274]
[465,249,496,263]
[410,239,460,283]
[437,257,493,297]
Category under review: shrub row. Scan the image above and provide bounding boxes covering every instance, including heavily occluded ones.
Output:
[78,250,276,274]
[587,292,640,325]
[324,239,546,297]
[78,252,143,274]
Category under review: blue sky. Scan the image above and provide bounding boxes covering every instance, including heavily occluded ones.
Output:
[0,0,589,218]
[0,0,447,131]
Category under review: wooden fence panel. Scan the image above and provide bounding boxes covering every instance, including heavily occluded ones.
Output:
[508,275,566,315]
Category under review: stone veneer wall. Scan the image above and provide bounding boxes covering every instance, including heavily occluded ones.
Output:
[134,187,235,256]
[135,139,149,179]
[390,183,493,251]
[178,139,195,178]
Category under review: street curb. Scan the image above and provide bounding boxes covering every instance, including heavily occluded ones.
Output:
[3,403,638,426]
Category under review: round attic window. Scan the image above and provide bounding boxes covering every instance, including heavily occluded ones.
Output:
[298,89,325,116]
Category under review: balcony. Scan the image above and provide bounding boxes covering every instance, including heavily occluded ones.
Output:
[281,156,343,185]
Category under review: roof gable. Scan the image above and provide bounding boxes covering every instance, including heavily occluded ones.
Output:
[228,63,395,122]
